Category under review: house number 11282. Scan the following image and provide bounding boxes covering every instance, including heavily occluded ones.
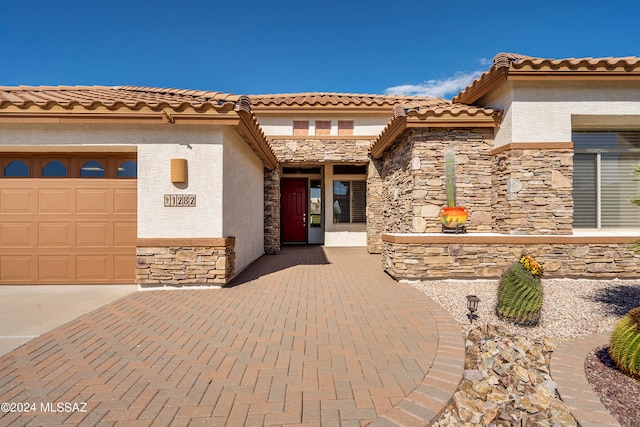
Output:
[164,194,196,207]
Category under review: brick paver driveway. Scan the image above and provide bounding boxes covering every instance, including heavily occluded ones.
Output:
[0,247,463,426]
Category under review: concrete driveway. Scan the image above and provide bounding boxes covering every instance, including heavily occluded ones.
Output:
[0,285,137,356]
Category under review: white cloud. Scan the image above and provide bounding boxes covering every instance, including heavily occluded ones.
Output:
[384,71,484,99]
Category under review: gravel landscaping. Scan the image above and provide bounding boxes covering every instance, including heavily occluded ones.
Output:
[410,277,640,426]
[412,278,640,341]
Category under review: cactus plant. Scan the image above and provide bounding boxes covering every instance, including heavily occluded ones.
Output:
[496,255,544,326]
[609,306,640,380]
[444,151,456,207]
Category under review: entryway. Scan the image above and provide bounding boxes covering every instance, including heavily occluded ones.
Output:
[281,173,324,245]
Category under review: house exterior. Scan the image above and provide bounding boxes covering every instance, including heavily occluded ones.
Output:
[1,53,640,286]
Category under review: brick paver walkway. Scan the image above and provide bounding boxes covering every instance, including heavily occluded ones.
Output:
[0,247,463,426]
[550,332,621,427]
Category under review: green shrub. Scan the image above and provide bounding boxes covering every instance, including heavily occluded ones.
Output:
[609,306,640,380]
[496,255,543,326]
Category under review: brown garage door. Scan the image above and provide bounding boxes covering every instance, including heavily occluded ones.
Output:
[0,155,137,284]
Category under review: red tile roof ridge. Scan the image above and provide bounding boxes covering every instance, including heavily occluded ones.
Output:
[248,92,447,107]
[492,52,640,70]
[117,85,240,101]
[407,102,498,118]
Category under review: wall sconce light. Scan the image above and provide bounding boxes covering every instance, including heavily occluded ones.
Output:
[171,158,188,184]
[466,295,480,324]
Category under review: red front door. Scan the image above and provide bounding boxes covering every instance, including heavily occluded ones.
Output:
[282,179,307,242]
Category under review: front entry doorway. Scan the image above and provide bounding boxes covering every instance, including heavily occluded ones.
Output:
[282,178,308,243]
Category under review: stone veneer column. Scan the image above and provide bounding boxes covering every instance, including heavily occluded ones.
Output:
[380,128,494,234]
[264,168,281,254]
[136,238,235,287]
[492,144,573,234]
[366,159,384,253]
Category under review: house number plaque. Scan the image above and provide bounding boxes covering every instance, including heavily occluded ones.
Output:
[164,194,196,207]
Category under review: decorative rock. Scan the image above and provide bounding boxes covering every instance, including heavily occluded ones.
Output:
[462,369,484,381]
[514,365,530,383]
[434,324,577,426]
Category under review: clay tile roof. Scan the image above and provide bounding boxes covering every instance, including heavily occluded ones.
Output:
[406,102,499,119]
[370,102,500,159]
[491,52,640,72]
[247,92,446,111]
[0,85,240,113]
[454,53,640,104]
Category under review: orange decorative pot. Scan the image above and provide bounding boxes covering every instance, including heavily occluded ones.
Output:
[440,206,468,229]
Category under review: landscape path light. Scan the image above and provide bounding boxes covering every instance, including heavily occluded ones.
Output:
[466,294,480,324]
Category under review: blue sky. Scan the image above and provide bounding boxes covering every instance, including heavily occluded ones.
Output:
[1,0,639,99]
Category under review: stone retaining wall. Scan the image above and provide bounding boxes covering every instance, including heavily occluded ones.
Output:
[382,234,640,280]
[136,238,235,287]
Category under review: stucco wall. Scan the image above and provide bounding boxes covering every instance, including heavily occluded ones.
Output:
[256,115,391,136]
[481,81,640,146]
[137,126,224,239]
[0,122,139,149]
[222,128,265,273]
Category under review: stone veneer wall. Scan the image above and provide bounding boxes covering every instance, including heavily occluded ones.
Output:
[380,128,494,234]
[136,238,235,287]
[382,235,640,280]
[269,138,372,163]
[492,144,573,234]
[366,159,384,253]
[264,168,281,254]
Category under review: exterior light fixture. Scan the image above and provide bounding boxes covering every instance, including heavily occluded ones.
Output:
[171,158,188,184]
[466,295,480,324]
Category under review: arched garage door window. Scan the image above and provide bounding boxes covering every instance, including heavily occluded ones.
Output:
[4,160,29,177]
[42,160,67,177]
[118,160,137,178]
[80,160,105,177]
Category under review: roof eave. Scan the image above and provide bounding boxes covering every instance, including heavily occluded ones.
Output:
[370,112,500,160]
[0,109,240,125]
[234,105,278,170]
[453,67,508,104]
[370,116,408,159]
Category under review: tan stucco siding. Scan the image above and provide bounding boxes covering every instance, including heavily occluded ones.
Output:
[222,128,265,273]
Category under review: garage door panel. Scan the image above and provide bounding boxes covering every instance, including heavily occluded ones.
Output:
[2,170,136,284]
[114,188,137,214]
[1,256,36,281]
[76,189,110,214]
[114,222,137,246]
[38,188,73,214]
[0,188,34,214]
[76,222,109,247]
[38,222,73,247]
[76,255,109,281]
[38,255,73,280]
[114,255,135,280]
[1,222,34,247]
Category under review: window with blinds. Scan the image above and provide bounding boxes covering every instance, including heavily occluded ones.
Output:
[572,132,640,228]
[333,180,366,223]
